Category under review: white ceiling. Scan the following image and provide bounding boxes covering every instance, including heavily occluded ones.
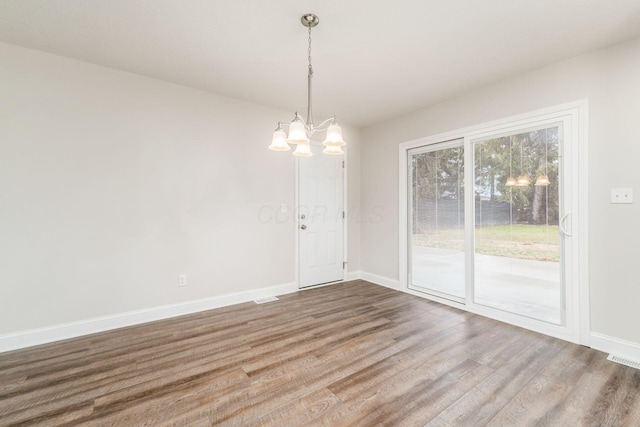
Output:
[1,0,640,127]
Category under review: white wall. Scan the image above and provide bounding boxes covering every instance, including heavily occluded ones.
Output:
[0,41,361,337]
[4,31,638,354]
[360,35,640,346]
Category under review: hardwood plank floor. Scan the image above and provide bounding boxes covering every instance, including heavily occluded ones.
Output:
[1,280,639,426]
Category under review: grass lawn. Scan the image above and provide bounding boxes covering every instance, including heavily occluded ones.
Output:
[413,224,560,262]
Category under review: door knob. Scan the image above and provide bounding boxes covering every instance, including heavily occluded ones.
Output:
[300,224,307,230]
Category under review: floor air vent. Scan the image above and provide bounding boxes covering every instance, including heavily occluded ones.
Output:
[254,296,279,304]
[607,354,640,370]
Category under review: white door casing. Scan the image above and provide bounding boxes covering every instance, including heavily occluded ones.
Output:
[298,148,345,288]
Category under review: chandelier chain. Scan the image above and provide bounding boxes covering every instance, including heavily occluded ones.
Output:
[306,24,314,126]
[308,25,313,75]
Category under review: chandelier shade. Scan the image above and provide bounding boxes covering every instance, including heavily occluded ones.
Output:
[269,128,290,151]
[286,116,310,145]
[323,145,344,155]
[516,175,530,186]
[535,174,550,186]
[268,14,345,157]
[505,176,517,186]
[293,141,313,157]
[322,123,346,147]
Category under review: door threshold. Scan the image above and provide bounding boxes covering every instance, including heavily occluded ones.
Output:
[299,280,343,290]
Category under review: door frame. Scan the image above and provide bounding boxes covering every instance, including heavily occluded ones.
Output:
[398,100,589,345]
[295,142,348,289]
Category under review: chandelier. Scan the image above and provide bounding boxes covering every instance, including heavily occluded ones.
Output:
[268,14,346,157]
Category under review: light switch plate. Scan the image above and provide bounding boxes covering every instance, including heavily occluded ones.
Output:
[611,188,633,204]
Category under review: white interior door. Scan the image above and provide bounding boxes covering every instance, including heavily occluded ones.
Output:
[298,149,344,288]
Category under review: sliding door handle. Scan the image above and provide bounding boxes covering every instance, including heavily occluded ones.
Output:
[559,212,572,237]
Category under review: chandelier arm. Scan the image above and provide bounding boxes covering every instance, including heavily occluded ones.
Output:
[276,121,304,131]
[313,116,337,132]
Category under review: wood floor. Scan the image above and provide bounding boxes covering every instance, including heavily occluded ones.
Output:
[1,280,639,426]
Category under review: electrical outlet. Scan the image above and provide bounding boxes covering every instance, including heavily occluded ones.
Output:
[178,274,187,287]
[611,188,633,204]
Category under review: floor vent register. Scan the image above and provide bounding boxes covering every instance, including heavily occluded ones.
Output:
[608,354,640,370]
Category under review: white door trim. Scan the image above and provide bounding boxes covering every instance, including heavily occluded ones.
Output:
[399,100,589,345]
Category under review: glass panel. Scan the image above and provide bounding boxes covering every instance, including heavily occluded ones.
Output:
[473,125,563,324]
[410,143,465,299]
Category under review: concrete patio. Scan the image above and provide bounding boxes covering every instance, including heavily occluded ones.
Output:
[411,246,561,324]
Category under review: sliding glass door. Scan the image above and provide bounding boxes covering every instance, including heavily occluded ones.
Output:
[405,109,580,338]
[473,124,564,325]
[408,140,465,301]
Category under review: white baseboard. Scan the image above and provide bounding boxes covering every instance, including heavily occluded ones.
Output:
[590,332,640,363]
[360,272,400,290]
[0,282,297,354]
